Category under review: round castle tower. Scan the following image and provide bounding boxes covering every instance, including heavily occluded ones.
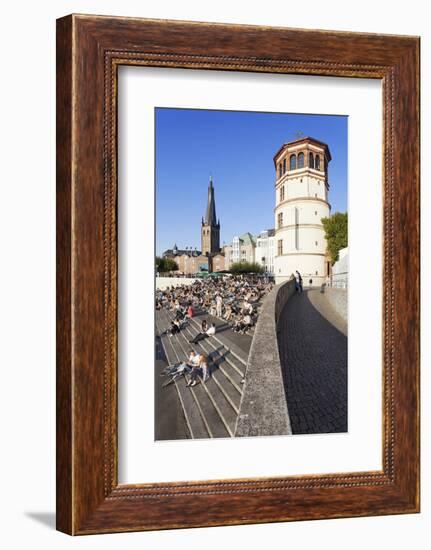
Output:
[273,137,331,286]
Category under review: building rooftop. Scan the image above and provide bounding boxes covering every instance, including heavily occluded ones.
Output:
[163,248,202,257]
[239,232,256,246]
[273,136,332,165]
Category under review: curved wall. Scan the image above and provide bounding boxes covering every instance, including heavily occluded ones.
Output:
[235,278,296,437]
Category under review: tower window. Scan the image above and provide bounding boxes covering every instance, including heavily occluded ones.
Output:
[277,212,283,229]
[289,154,297,170]
[280,185,285,202]
[315,210,318,215]
[315,241,318,246]
[315,155,321,170]
[298,152,305,168]
[277,239,283,256]
[309,152,314,168]
[283,158,286,174]
[279,164,283,178]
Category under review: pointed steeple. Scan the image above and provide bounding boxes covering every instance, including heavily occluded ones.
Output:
[205,176,217,227]
[201,175,221,257]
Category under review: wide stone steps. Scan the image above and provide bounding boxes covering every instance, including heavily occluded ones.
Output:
[155,319,209,439]
[187,322,245,388]
[156,307,249,439]
[158,314,231,438]
[176,322,241,415]
[187,312,248,373]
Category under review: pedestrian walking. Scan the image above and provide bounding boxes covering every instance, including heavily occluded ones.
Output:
[295,270,303,293]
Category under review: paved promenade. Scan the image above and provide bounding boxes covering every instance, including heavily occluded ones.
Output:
[277,289,348,434]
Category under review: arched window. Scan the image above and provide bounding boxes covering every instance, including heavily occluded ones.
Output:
[279,164,283,178]
[289,154,297,170]
[309,152,314,168]
[298,152,305,169]
[283,158,286,174]
[315,155,321,170]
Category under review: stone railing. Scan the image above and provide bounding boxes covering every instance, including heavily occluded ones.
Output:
[328,272,348,289]
[321,286,348,323]
[155,277,198,290]
[235,278,296,437]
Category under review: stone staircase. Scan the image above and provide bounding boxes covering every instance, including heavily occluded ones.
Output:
[155,308,249,439]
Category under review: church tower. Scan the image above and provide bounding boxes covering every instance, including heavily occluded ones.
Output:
[273,137,332,286]
[201,176,221,256]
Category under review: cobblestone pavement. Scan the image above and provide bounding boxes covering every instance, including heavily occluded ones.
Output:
[277,289,348,434]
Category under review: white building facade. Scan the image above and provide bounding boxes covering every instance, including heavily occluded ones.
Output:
[273,137,332,286]
[223,233,256,270]
[255,229,275,274]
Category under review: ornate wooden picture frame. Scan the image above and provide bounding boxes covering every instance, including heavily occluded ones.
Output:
[56,14,420,534]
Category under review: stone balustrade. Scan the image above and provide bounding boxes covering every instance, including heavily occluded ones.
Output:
[235,278,296,437]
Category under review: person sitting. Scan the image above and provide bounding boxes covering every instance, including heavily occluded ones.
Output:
[178,350,200,376]
[206,323,216,336]
[187,303,194,318]
[174,308,186,321]
[224,304,232,322]
[199,353,210,383]
[242,313,252,333]
[186,353,209,387]
[188,323,216,344]
[169,319,181,336]
[233,314,252,334]
[188,319,207,343]
[243,300,253,315]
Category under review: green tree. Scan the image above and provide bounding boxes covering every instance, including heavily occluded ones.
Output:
[229,261,264,274]
[156,256,179,273]
[322,212,348,264]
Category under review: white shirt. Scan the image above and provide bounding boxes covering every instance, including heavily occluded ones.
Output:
[188,353,201,366]
[206,326,216,336]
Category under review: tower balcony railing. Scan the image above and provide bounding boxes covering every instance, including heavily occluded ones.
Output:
[275,166,326,184]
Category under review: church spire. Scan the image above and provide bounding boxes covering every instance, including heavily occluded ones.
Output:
[201,175,221,256]
[204,175,217,227]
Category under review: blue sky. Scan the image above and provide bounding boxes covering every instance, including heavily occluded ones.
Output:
[155,108,347,255]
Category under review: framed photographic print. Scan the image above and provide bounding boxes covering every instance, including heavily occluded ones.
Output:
[56,14,420,534]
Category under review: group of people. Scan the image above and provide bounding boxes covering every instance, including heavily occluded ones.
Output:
[156,274,274,336]
[157,275,275,388]
[164,349,210,387]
